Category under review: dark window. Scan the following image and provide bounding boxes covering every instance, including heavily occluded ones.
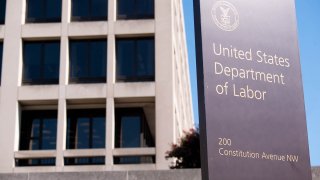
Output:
[19,110,58,151]
[72,0,108,21]
[116,38,154,82]
[64,157,105,165]
[26,0,62,23]
[23,41,60,85]
[67,109,106,149]
[0,0,6,24]
[0,42,3,84]
[117,0,154,19]
[69,39,107,83]
[115,108,154,164]
[114,156,155,164]
[16,158,55,166]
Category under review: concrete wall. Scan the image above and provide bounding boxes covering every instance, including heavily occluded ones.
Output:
[0,168,319,180]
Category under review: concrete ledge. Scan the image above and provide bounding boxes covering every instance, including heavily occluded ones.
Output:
[127,169,200,180]
[22,23,61,38]
[1,168,319,180]
[0,174,28,180]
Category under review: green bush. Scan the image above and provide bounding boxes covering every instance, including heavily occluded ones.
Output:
[166,129,201,169]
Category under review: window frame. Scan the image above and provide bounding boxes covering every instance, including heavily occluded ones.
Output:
[69,39,107,84]
[64,157,105,166]
[116,37,155,82]
[16,158,56,167]
[115,108,154,148]
[25,0,62,23]
[19,110,58,151]
[117,0,154,20]
[114,108,155,164]
[22,40,60,85]
[71,0,108,22]
[66,108,106,149]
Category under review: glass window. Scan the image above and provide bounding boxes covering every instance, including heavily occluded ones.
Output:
[26,0,62,23]
[19,110,58,151]
[72,0,108,21]
[0,0,6,24]
[0,42,3,84]
[23,41,60,85]
[115,108,154,164]
[67,109,106,149]
[64,157,105,165]
[116,38,155,82]
[69,39,107,83]
[117,0,154,20]
[16,158,55,167]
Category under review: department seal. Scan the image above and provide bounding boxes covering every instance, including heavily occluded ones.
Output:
[212,1,239,31]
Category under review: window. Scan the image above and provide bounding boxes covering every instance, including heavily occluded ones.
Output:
[69,39,107,83]
[116,38,155,82]
[72,0,108,21]
[16,158,55,166]
[67,109,106,149]
[117,0,154,19]
[0,0,6,24]
[115,108,154,164]
[64,157,105,166]
[19,110,58,151]
[26,0,62,23]
[0,42,3,84]
[23,41,60,85]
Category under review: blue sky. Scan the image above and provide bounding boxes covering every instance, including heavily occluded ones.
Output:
[183,0,320,166]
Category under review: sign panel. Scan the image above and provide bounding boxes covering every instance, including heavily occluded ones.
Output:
[193,0,312,180]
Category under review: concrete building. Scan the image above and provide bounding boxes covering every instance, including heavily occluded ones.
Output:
[0,0,194,173]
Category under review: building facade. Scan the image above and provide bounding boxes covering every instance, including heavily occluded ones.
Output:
[0,0,194,173]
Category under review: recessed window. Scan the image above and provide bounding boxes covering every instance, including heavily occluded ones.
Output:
[23,41,60,85]
[116,38,155,82]
[19,110,58,151]
[67,109,106,149]
[69,39,107,83]
[72,0,108,21]
[0,0,6,24]
[16,158,55,167]
[64,157,105,166]
[26,0,62,23]
[117,0,154,20]
[115,108,155,164]
[0,42,3,84]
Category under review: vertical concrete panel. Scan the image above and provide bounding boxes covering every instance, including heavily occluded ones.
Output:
[0,0,24,173]
[55,0,70,168]
[106,98,115,169]
[155,0,174,169]
[56,99,67,170]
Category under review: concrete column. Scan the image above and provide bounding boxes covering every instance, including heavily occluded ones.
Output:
[0,0,24,173]
[55,0,70,171]
[155,0,174,169]
[106,98,115,169]
[106,0,116,170]
[56,99,67,170]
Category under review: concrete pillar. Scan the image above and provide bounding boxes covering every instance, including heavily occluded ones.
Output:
[0,0,24,173]
[155,0,174,169]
